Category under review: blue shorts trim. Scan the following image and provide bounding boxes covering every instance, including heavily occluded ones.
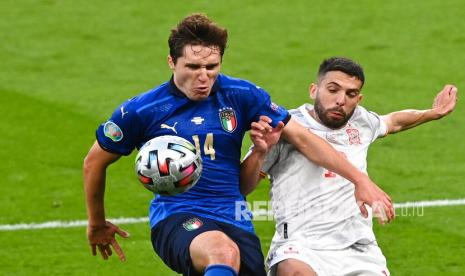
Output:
[151,212,266,276]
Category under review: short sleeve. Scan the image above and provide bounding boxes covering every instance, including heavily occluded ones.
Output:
[95,100,143,155]
[244,86,290,129]
[367,110,388,142]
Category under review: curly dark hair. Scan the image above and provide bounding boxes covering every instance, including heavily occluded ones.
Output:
[168,13,228,63]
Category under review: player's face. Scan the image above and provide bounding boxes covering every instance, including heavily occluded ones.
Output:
[310,71,363,129]
[168,44,222,101]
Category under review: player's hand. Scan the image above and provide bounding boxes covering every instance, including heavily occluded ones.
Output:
[87,221,130,261]
[432,84,458,118]
[250,116,285,154]
[354,176,395,225]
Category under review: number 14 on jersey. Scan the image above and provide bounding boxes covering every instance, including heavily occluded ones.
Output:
[192,133,216,160]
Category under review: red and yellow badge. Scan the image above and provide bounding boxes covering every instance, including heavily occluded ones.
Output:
[219,107,237,133]
[346,128,361,145]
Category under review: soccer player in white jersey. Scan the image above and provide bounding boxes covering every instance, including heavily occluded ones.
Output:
[241,57,457,276]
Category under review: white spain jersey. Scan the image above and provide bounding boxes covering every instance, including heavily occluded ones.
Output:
[262,103,387,250]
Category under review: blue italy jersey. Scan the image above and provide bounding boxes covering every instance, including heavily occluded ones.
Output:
[96,74,290,233]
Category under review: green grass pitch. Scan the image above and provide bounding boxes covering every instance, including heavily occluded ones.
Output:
[1,0,464,275]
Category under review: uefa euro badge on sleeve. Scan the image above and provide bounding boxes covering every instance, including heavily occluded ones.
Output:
[103,121,123,142]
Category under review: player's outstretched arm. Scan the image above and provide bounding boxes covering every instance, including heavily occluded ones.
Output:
[240,116,284,195]
[382,84,458,134]
[281,119,394,223]
[83,141,130,261]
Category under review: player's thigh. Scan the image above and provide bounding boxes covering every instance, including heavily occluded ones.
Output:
[151,213,224,275]
[275,259,317,276]
[339,243,390,276]
[190,230,240,271]
[218,221,266,276]
[267,241,323,276]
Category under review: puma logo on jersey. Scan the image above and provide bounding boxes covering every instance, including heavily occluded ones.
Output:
[161,122,178,134]
[120,106,129,118]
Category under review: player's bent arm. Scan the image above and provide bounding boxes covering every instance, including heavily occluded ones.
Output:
[381,109,437,134]
[382,84,458,134]
[240,116,284,196]
[83,141,121,228]
[281,119,394,223]
[240,150,266,196]
[83,142,130,261]
[281,118,368,185]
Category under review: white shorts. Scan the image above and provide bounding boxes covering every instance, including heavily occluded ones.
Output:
[266,240,390,276]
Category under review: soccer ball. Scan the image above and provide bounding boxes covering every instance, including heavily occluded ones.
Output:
[135,135,202,195]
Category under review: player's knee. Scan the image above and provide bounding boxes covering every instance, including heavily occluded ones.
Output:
[210,241,240,267]
[276,267,316,276]
[275,259,316,276]
[190,231,240,271]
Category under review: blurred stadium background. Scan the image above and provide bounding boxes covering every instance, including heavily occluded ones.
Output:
[1,0,464,275]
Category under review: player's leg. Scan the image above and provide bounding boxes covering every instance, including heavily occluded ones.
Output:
[337,242,390,276]
[215,221,267,276]
[274,259,317,276]
[190,230,240,273]
[151,213,239,275]
[266,241,327,276]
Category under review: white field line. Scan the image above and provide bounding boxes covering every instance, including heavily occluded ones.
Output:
[0,217,149,231]
[393,198,465,208]
[1,198,465,232]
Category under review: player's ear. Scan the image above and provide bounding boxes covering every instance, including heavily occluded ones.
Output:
[309,83,317,100]
[358,94,364,103]
[167,55,175,70]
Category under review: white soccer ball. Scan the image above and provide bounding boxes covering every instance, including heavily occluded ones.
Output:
[135,135,202,195]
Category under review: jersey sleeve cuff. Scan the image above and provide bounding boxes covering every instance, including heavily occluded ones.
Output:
[95,132,132,156]
[282,113,291,126]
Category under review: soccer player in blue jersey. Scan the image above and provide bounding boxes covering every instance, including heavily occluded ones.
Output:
[83,14,394,276]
